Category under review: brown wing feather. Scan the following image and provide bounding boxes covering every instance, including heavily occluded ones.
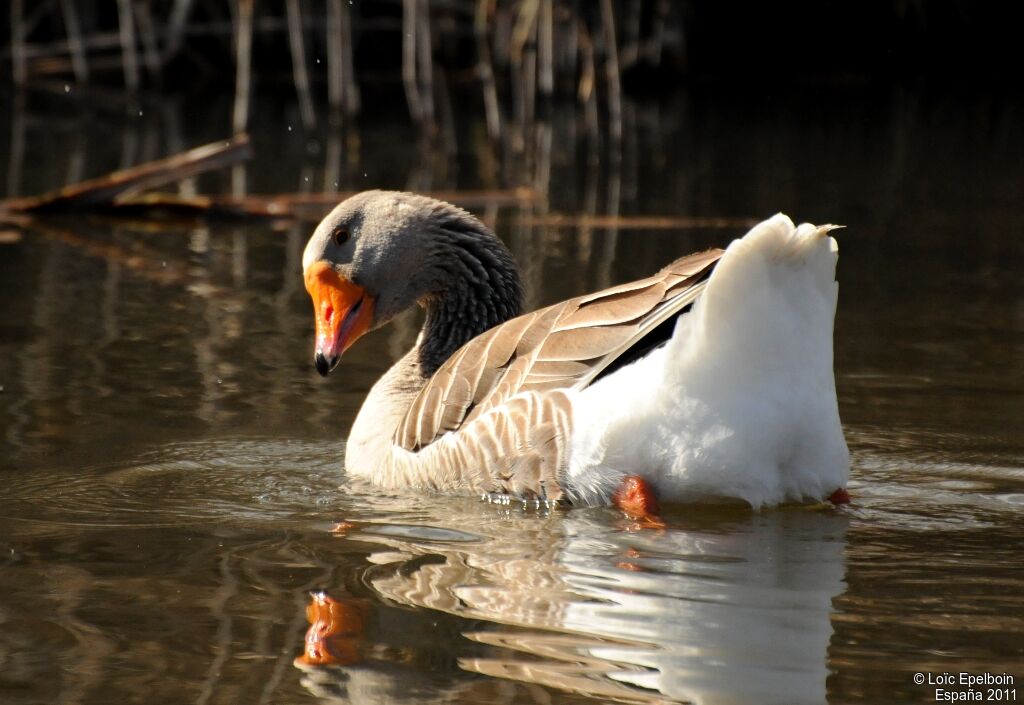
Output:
[394,249,723,451]
[556,281,668,330]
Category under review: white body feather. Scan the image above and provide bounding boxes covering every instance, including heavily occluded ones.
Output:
[566,214,849,508]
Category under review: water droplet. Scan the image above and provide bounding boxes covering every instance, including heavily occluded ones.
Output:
[64,84,70,93]
[316,58,321,64]
[161,260,166,267]
[363,172,367,177]
[138,110,143,116]
[216,378,223,385]
[288,125,293,131]
[304,176,309,182]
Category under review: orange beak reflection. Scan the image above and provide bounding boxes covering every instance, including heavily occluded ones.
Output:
[303,261,375,377]
[294,591,367,667]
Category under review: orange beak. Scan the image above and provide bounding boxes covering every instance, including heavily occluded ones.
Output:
[303,261,375,377]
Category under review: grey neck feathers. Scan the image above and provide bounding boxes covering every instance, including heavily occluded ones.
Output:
[417,220,523,376]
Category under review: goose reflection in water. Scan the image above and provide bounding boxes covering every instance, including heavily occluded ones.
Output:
[294,506,848,705]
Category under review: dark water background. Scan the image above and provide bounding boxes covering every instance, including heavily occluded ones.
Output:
[1,85,1022,704]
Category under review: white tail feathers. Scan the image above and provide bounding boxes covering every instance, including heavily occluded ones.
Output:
[567,214,849,508]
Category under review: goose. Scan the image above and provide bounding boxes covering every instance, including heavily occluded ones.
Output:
[302,191,849,512]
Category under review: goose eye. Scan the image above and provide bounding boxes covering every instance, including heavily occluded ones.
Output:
[331,225,350,247]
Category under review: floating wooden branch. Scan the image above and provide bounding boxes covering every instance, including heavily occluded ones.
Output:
[1,136,252,213]
[94,187,541,222]
[0,133,539,224]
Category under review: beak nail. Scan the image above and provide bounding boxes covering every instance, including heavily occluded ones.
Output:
[314,352,336,377]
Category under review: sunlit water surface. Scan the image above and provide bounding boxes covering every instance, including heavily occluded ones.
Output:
[1,87,1022,704]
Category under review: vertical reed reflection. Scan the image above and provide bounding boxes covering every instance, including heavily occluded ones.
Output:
[6,93,26,198]
[196,551,241,705]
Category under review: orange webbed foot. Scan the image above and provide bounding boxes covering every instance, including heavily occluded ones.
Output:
[613,476,666,529]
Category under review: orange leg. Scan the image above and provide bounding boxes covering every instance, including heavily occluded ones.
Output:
[613,475,666,528]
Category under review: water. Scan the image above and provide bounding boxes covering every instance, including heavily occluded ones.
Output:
[1,86,1022,704]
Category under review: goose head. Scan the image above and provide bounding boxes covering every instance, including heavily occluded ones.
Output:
[302,190,523,377]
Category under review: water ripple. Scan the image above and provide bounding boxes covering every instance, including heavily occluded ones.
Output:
[1,438,347,530]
